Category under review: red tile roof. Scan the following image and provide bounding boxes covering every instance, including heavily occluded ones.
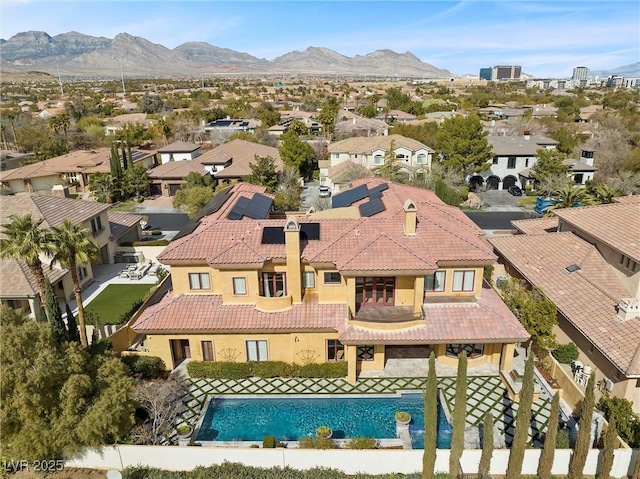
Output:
[339,283,529,344]
[489,232,640,376]
[132,292,348,333]
[553,201,640,262]
[511,217,559,235]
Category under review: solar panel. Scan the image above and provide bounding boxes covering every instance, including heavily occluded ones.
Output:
[359,198,386,217]
[244,193,273,219]
[369,183,389,195]
[195,186,232,220]
[227,196,251,220]
[261,227,285,244]
[130,150,149,162]
[173,220,201,240]
[300,223,320,240]
[332,184,369,208]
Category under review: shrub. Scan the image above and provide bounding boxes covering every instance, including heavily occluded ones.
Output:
[121,355,166,379]
[347,436,377,449]
[597,395,640,448]
[176,425,192,436]
[299,436,335,449]
[151,229,162,235]
[395,411,411,422]
[296,362,348,378]
[133,239,170,246]
[262,435,276,448]
[556,430,570,448]
[552,343,579,364]
[251,361,295,378]
[119,299,144,324]
[186,361,252,379]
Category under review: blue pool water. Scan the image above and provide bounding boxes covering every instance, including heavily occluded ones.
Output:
[196,393,452,448]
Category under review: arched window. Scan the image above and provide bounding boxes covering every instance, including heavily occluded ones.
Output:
[417,153,426,164]
[373,154,383,165]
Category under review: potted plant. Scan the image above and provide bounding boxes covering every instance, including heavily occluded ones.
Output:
[395,411,411,425]
[316,426,333,438]
[176,424,193,446]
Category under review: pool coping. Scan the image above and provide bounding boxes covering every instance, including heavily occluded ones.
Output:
[192,391,427,448]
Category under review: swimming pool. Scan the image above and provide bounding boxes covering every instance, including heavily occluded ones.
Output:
[195,393,452,448]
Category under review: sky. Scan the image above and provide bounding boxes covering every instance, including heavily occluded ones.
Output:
[1,0,639,78]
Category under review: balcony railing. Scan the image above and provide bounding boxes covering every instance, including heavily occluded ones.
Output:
[255,293,293,312]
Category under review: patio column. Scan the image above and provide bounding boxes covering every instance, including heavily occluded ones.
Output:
[346,345,357,384]
[500,343,515,371]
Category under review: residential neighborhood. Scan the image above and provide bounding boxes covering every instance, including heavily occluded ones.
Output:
[1,37,639,477]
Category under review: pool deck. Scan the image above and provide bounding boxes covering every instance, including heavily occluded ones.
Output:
[175,372,552,448]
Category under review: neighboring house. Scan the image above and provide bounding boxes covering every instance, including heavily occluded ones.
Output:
[267,117,321,137]
[334,117,389,138]
[0,193,143,315]
[0,147,157,194]
[204,118,261,142]
[469,133,558,191]
[147,139,282,195]
[489,196,640,412]
[157,141,201,165]
[104,113,156,136]
[376,110,417,123]
[126,179,528,386]
[1,150,33,172]
[323,134,433,189]
[514,149,597,190]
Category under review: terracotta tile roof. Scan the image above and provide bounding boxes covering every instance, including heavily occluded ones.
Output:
[613,194,640,205]
[489,233,640,376]
[327,134,433,154]
[0,194,109,231]
[511,217,559,235]
[146,159,206,179]
[157,141,200,153]
[553,201,640,261]
[108,212,142,239]
[158,180,495,271]
[211,140,283,179]
[0,259,67,298]
[339,283,528,343]
[132,292,348,333]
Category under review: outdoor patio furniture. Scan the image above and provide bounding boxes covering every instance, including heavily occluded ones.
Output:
[148,263,162,277]
[130,260,152,280]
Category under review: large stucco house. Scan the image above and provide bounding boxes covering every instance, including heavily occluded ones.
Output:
[489,195,640,412]
[321,135,434,190]
[0,193,142,317]
[126,178,528,385]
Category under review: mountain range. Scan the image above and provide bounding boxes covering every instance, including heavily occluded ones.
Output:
[0,31,454,78]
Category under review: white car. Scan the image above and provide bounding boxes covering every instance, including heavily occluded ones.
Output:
[319,186,331,198]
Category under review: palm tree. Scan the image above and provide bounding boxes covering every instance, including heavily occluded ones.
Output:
[49,219,99,347]
[0,214,53,314]
[594,183,620,204]
[549,184,590,211]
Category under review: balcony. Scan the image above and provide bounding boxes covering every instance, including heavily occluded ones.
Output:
[351,306,423,330]
[255,293,293,312]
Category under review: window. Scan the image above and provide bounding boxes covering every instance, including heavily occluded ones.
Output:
[507,157,516,169]
[424,271,446,292]
[232,277,247,295]
[446,344,484,359]
[492,157,499,165]
[573,174,584,184]
[302,271,316,289]
[327,340,344,361]
[332,153,339,160]
[452,270,475,292]
[77,265,88,281]
[90,216,103,234]
[373,154,383,165]
[189,272,211,290]
[416,153,426,164]
[525,158,530,167]
[262,272,286,297]
[357,345,374,361]
[201,341,214,361]
[324,272,342,285]
[246,340,268,361]
[620,255,638,272]
[356,277,395,306]
[396,153,409,163]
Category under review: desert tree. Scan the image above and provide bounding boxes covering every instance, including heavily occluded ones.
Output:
[538,392,561,479]
[130,378,186,445]
[450,351,468,476]
[423,351,438,479]
[478,413,494,479]
[568,372,597,479]
[505,355,535,479]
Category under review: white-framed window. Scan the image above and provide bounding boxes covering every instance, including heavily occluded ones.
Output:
[507,157,516,169]
[189,272,211,290]
[324,272,342,285]
[77,265,88,281]
[90,216,103,234]
[246,340,268,361]
[373,154,383,165]
[232,277,247,295]
[416,153,426,164]
[452,270,475,292]
[424,271,446,292]
[332,153,339,160]
[302,271,316,289]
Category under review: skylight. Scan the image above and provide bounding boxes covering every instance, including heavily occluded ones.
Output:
[565,264,581,273]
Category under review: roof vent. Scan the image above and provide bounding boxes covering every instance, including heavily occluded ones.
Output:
[565,264,580,273]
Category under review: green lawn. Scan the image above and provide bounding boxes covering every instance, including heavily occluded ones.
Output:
[85,284,153,324]
[517,195,538,209]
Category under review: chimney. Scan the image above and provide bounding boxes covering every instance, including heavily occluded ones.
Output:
[617,298,639,321]
[403,199,417,236]
[283,216,302,303]
[523,130,531,140]
[581,149,595,166]
[51,184,69,198]
[352,118,357,125]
